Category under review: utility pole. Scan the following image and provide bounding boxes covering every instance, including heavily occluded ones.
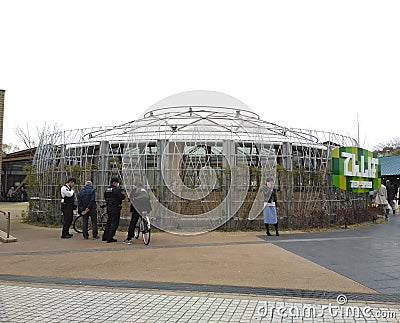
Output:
[356,112,360,147]
[0,89,5,196]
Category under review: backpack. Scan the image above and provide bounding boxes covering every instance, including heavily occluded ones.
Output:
[130,187,152,213]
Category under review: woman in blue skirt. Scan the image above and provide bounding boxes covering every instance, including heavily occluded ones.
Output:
[261,177,279,236]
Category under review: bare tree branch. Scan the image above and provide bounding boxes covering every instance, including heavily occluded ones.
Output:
[14,122,61,149]
[373,137,400,155]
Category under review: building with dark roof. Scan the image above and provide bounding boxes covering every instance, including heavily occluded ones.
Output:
[1,148,36,200]
[380,155,400,188]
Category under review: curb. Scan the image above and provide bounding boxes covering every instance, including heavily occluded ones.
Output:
[1,274,399,304]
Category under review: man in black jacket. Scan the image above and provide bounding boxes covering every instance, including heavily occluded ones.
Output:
[123,182,152,245]
[103,177,125,243]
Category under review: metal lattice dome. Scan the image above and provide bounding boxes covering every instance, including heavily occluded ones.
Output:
[30,90,360,235]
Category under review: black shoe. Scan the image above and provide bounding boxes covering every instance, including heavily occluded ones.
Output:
[107,238,117,243]
[276,233,280,236]
[102,237,107,241]
[61,235,72,239]
[67,233,73,237]
[266,232,272,236]
[93,236,100,240]
[83,237,89,240]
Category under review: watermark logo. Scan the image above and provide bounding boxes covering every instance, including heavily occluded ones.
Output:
[336,294,347,305]
[257,294,397,319]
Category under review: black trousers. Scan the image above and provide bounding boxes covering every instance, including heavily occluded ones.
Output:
[127,208,141,240]
[61,204,74,237]
[82,208,98,239]
[103,206,121,241]
[265,223,279,234]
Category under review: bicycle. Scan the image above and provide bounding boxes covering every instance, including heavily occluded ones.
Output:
[133,211,151,245]
[73,204,108,234]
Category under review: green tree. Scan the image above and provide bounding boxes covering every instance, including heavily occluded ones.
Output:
[1,143,19,157]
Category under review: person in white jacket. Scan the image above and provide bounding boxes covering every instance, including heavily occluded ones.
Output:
[60,178,76,238]
[374,182,390,219]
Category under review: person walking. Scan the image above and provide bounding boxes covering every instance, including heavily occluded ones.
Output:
[261,177,279,236]
[60,178,76,238]
[77,181,99,240]
[386,180,396,215]
[102,177,125,243]
[374,181,390,219]
[123,182,152,245]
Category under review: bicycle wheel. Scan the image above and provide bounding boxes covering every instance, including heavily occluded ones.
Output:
[134,217,141,239]
[98,212,108,231]
[73,215,92,233]
[142,216,151,245]
[73,215,83,233]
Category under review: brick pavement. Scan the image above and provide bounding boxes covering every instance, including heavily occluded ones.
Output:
[1,283,399,322]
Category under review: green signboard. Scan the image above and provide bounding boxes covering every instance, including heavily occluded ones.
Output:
[331,147,381,193]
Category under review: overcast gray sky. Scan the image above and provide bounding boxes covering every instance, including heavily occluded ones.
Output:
[1,1,399,150]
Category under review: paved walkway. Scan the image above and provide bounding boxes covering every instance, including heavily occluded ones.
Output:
[263,213,400,294]
[0,218,374,294]
[1,282,399,322]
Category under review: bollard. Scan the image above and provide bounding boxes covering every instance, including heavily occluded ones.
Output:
[0,210,15,242]
[6,211,10,238]
[0,210,10,238]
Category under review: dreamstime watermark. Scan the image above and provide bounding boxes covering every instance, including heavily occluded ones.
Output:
[257,294,398,319]
[122,90,278,235]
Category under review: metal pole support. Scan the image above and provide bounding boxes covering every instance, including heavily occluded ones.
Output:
[6,211,10,238]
